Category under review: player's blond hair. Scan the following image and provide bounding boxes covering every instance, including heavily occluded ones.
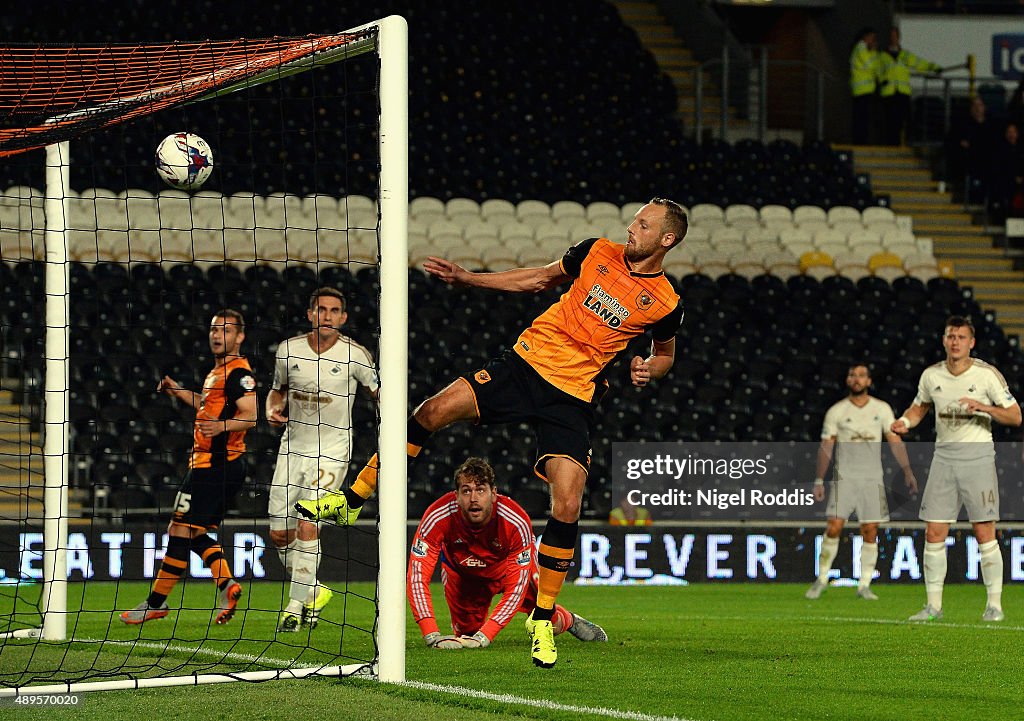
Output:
[650,197,688,248]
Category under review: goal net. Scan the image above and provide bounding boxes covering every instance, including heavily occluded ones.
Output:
[0,16,408,693]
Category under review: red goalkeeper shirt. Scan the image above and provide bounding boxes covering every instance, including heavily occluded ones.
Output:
[408,491,535,640]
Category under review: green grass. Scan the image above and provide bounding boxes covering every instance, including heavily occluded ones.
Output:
[2,581,1022,720]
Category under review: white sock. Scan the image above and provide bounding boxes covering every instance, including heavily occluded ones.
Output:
[979,540,1003,611]
[816,535,839,583]
[923,541,947,610]
[276,538,297,576]
[859,542,878,589]
[289,537,321,607]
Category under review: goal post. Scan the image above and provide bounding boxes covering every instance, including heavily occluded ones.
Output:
[375,14,409,685]
[0,13,408,693]
[42,140,71,643]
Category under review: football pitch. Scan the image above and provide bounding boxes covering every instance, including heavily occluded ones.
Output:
[1,581,1021,720]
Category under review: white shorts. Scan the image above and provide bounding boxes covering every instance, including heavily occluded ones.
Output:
[825,478,889,524]
[268,453,349,531]
[919,458,999,523]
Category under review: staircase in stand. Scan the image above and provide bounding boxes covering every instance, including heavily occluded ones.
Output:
[0,378,44,521]
[842,144,1024,340]
[610,0,741,132]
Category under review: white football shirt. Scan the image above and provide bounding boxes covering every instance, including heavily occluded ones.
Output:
[914,358,1017,462]
[821,396,895,480]
[272,334,379,461]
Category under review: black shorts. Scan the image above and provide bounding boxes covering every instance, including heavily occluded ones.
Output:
[460,351,598,480]
[172,458,247,529]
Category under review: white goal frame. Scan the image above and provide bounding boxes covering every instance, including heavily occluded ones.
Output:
[0,13,408,692]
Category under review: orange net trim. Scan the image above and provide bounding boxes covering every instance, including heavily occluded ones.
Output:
[0,32,371,157]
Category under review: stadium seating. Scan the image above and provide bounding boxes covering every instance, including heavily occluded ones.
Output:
[4,256,1017,519]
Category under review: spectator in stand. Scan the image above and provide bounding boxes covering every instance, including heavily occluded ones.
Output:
[850,27,881,145]
[1008,76,1024,130]
[878,27,942,146]
[991,122,1024,222]
[946,95,998,203]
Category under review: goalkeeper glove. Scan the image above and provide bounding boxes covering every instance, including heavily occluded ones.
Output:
[458,631,491,649]
[424,632,462,649]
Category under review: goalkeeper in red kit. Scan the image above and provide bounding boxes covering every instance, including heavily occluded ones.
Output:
[408,457,607,649]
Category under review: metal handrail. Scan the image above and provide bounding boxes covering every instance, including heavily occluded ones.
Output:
[694,46,835,145]
[910,73,1013,146]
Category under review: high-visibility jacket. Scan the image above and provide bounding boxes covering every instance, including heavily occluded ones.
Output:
[850,40,880,97]
[609,506,652,526]
[878,48,941,97]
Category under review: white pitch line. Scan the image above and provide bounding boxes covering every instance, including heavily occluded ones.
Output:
[393,680,693,721]
[690,613,1024,633]
[78,637,318,669]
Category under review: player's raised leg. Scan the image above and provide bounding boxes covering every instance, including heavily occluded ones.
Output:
[295,378,478,523]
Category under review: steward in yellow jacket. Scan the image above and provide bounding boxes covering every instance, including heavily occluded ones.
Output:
[850,27,880,144]
[878,27,942,145]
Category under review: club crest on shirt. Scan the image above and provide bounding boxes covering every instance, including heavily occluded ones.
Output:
[635,291,655,310]
[937,401,974,430]
[330,365,342,375]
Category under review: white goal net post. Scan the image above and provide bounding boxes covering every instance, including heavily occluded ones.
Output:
[0,14,408,690]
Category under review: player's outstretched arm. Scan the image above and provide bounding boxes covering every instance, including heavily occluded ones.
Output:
[423,256,569,294]
[157,376,201,409]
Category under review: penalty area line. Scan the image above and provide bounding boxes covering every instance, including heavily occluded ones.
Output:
[393,680,694,721]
